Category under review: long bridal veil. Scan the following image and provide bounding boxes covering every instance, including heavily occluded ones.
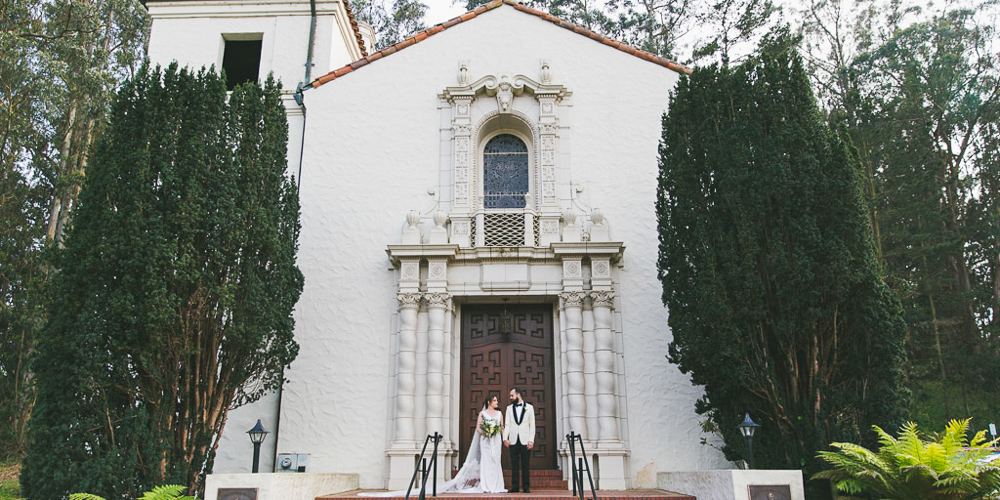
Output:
[361,418,487,496]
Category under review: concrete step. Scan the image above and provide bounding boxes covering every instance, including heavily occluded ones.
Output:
[321,489,697,500]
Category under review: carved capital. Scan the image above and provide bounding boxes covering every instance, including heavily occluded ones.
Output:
[590,290,615,307]
[425,292,451,307]
[560,291,587,307]
[397,292,422,309]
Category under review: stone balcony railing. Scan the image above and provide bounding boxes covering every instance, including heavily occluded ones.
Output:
[399,206,609,247]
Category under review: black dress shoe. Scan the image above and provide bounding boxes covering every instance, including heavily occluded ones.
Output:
[509,489,520,493]
[523,489,530,493]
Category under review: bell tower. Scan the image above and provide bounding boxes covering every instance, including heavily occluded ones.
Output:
[145,0,370,90]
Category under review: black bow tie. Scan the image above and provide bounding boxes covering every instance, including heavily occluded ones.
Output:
[515,403,523,407]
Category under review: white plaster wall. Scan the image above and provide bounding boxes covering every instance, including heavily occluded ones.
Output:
[658,470,806,500]
[205,472,358,500]
[249,4,730,488]
[147,0,360,89]
[213,392,279,474]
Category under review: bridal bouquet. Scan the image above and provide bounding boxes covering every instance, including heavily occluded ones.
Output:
[481,419,501,438]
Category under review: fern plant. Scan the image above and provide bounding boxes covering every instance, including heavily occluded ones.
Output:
[70,484,196,500]
[814,419,1000,500]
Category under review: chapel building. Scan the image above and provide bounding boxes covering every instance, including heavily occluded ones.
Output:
[145,0,730,490]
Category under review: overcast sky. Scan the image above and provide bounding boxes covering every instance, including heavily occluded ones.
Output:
[424,0,474,25]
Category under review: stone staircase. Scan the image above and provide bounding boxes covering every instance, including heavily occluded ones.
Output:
[320,469,696,500]
[502,469,567,491]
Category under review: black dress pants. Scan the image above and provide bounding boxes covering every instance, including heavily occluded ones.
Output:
[510,440,531,491]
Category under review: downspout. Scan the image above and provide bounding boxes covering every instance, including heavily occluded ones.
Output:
[272,0,316,470]
[293,85,308,194]
[304,0,317,83]
[296,0,316,193]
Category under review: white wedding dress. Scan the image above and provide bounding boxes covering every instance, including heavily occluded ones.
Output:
[362,409,507,496]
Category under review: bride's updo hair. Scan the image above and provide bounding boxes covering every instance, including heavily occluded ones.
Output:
[482,393,499,411]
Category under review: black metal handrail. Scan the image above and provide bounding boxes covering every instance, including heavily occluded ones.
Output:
[406,432,443,500]
[567,432,598,500]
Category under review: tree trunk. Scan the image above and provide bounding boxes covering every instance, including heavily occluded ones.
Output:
[47,102,76,242]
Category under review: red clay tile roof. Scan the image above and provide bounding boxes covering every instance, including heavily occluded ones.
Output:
[343,0,368,57]
[309,0,689,88]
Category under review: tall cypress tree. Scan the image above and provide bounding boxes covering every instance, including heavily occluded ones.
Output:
[22,64,303,499]
[656,33,908,475]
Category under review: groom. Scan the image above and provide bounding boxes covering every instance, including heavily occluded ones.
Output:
[503,387,536,493]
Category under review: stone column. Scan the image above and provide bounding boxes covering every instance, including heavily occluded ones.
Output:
[561,290,587,439]
[582,302,599,440]
[394,292,421,446]
[425,292,449,437]
[590,290,620,443]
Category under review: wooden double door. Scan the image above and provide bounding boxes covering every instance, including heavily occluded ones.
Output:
[460,304,557,470]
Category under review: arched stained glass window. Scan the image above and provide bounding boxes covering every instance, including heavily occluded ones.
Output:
[483,134,529,209]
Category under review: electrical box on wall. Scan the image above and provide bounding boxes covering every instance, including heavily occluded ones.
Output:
[276,453,309,473]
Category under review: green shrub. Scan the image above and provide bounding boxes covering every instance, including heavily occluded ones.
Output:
[70,485,195,500]
[815,418,1000,500]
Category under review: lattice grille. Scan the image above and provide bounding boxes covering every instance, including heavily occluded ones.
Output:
[484,212,525,247]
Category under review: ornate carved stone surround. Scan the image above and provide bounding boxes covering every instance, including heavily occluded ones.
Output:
[383,62,630,490]
[441,61,568,248]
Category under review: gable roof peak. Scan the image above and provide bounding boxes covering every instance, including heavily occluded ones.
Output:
[308,0,690,89]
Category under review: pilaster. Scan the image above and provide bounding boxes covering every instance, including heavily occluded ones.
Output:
[560,289,587,440]
[590,290,621,445]
[392,291,421,449]
[425,256,450,441]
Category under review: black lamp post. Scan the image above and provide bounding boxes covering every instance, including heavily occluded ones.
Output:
[737,413,759,469]
[247,419,269,473]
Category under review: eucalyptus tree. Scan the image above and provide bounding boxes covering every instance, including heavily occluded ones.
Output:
[22,65,303,500]
[351,0,429,49]
[0,0,148,458]
[798,0,1000,428]
[848,6,999,426]
[656,32,908,474]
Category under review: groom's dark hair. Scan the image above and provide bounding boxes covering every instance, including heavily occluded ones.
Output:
[512,387,524,398]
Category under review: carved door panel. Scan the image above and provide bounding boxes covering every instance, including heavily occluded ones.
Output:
[460,304,557,470]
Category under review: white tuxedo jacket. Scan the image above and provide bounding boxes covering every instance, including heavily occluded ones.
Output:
[503,402,536,445]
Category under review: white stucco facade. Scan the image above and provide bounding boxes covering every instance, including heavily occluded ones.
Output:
[146,0,732,493]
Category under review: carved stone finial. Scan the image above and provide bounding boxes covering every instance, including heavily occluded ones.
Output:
[562,207,581,242]
[590,208,610,241]
[563,207,577,226]
[402,210,422,244]
[523,193,533,209]
[541,60,551,84]
[429,211,449,244]
[591,208,604,225]
[458,61,470,86]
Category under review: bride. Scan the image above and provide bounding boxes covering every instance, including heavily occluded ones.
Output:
[470,394,506,492]
[363,394,508,495]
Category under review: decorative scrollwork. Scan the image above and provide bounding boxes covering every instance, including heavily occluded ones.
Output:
[560,291,587,307]
[425,292,450,307]
[590,290,615,307]
[397,292,422,308]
